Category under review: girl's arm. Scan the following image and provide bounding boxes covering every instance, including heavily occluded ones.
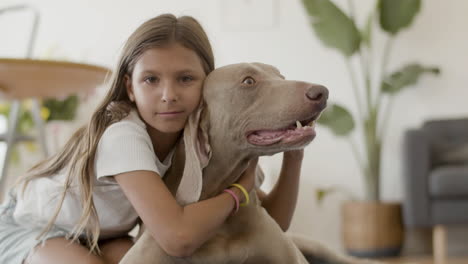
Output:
[114,158,257,258]
[256,149,304,231]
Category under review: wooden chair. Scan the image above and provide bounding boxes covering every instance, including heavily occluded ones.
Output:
[0,58,110,199]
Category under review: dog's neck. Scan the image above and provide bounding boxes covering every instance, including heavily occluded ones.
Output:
[199,130,253,200]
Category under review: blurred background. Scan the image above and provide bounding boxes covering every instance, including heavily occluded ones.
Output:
[1,0,467,261]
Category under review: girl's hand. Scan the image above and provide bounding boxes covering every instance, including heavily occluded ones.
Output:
[235,157,259,193]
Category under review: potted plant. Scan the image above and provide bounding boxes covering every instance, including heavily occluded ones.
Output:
[0,95,80,164]
[301,0,440,258]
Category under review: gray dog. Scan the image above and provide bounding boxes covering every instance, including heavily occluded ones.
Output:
[120,63,384,264]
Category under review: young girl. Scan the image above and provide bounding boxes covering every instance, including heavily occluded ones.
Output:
[0,14,304,264]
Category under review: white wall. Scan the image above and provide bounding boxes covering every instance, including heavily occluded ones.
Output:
[1,0,468,252]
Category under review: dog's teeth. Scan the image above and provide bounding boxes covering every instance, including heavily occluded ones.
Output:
[308,120,316,127]
[296,120,302,128]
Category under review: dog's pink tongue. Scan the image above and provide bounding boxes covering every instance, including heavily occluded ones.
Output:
[248,126,316,146]
[247,129,288,145]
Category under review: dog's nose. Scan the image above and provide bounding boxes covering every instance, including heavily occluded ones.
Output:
[306,84,329,103]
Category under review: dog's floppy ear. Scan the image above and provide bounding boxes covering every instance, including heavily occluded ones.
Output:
[175,101,211,205]
[190,101,211,168]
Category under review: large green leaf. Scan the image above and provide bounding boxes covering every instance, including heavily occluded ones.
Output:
[302,0,361,57]
[379,0,421,35]
[317,103,355,136]
[381,64,440,94]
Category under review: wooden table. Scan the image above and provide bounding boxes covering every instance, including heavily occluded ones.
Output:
[0,58,110,198]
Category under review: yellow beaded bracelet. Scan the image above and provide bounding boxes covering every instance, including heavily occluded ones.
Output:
[230,183,250,206]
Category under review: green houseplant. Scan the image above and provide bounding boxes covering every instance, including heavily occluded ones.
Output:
[301,0,440,257]
[0,96,79,163]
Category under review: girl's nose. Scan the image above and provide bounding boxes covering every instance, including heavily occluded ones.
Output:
[161,82,178,102]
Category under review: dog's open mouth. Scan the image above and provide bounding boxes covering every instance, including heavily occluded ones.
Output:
[246,115,318,146]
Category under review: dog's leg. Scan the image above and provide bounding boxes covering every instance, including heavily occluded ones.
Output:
[120,230,175,264]
[239,207,310,264]
[289,234,387,264]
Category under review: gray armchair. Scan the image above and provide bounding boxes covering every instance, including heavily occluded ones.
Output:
[403,118,468,263]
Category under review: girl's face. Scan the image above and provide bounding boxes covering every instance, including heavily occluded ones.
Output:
[126,43,206,134]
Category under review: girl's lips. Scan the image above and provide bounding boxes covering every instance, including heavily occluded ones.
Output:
[157,111,184,117]
[159,111,183,114]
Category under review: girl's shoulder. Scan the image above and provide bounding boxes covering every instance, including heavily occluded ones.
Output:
[95,109,160,182]
[103,110,148,138]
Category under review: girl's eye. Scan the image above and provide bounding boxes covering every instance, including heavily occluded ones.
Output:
[242,77,256,85]
[145,76,158,84]
[180,76,194,83]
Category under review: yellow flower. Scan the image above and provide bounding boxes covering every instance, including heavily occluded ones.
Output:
[41,107,50,120]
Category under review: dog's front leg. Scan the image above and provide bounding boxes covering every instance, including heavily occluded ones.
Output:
[120,230,176,264]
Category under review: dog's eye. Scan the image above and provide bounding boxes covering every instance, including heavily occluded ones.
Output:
[242,77,256,85]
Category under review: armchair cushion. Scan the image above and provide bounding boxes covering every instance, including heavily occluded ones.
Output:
[423,118,468,166]
[433,142,468,166]
[429,165,468,198]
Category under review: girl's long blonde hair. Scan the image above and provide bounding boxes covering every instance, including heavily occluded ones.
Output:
[18,14,214,253]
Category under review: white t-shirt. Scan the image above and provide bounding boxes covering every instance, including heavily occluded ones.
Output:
[13,110,175,239]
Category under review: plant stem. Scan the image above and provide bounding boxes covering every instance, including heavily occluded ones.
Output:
[348,137,366,175]
[347,0,381,201]
[359,48,372,115]
[344,0,363,121]
[345,59,364,122]
[366,11,376,100]
[363,36,394,201]
[378,96,396,141]
[363,106,381,201]
[376,37,395,139]
[375,37,394,112]
[345,58,370,197]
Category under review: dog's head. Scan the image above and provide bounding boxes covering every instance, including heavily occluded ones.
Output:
[176,63,328,204]
[201,62,328,155]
